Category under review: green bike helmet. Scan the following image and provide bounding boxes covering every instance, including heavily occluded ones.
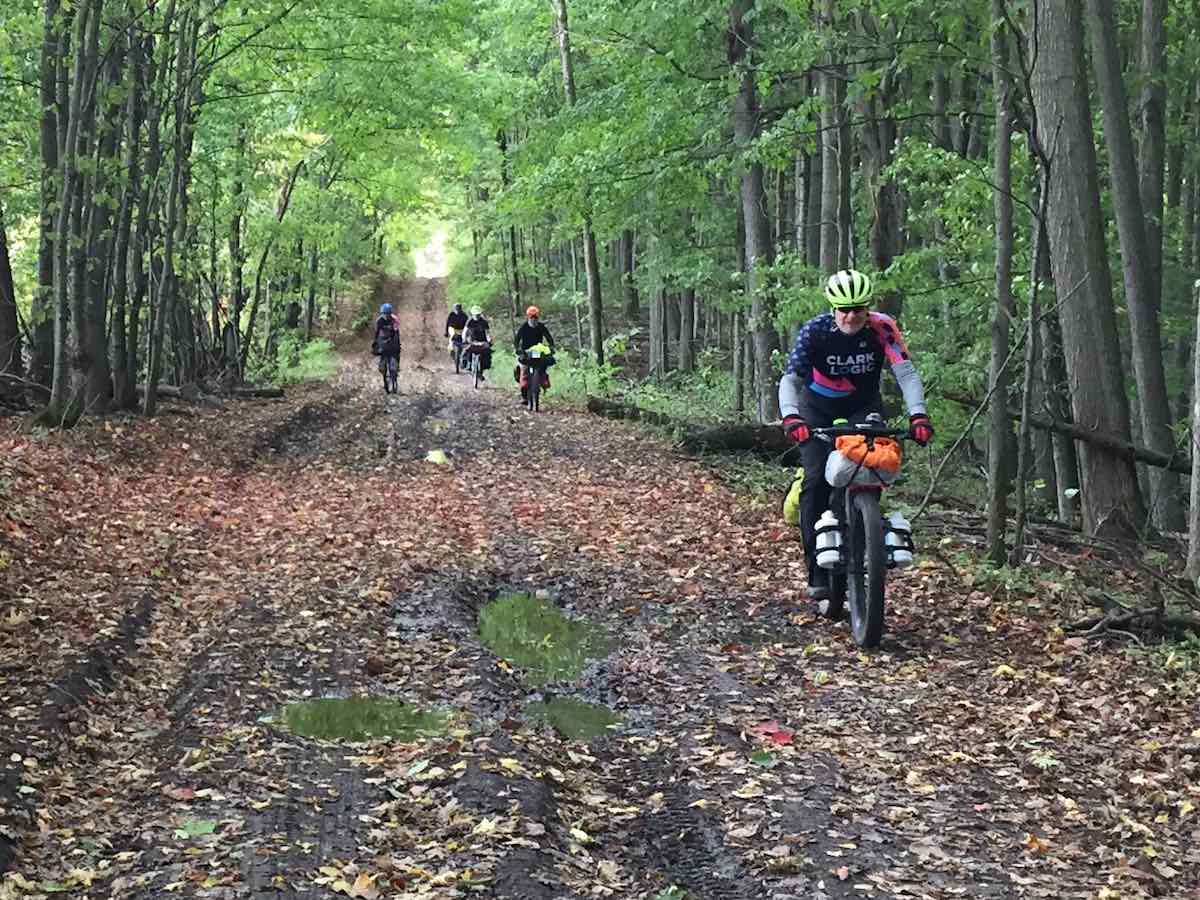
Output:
[825,269,873,308]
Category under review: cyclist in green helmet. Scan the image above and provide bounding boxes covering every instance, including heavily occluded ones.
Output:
[778,269,933,608]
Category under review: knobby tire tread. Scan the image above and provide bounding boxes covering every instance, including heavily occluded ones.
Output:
[847,490,886,648]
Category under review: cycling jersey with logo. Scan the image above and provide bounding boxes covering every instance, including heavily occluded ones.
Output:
[784,311,911,402]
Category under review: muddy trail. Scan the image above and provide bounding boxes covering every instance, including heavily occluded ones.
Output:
[0,275,1197,900]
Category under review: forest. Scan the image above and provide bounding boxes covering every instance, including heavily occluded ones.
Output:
[2,1,1200,896]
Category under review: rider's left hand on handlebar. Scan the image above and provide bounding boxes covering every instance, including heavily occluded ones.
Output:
[909,414,934,446]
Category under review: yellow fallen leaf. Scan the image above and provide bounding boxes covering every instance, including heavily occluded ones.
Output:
[424,449,449,465]
[994,664,1019,678]
[498,758,525,774]
[350,873,379,899]
[569,826,592,844]
[473,818,497,835]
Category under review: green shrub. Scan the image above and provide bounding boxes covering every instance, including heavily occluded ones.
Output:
[275,336,338,384]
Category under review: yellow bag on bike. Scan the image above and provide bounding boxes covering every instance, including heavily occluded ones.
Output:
[782,468,804,525]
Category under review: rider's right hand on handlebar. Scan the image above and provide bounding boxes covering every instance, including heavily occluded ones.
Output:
[781,415,811,445]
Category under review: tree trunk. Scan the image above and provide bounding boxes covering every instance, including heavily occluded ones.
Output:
[551,0,603,363]
[819,0,844,273]
[1086,0,1181,531]
[1029,0,1145,538]
[732,310,744,412]
[1187,279,1200,578]
[986,0,1015,564]
[46,0,99,424]
[678,289,696,372]
[621,229,638,319]
[0,204,21,390]
[145,4,193,416]
[304,246,319,341]
[730,0,781,421]
[649,285,665,379]
[239,160,303,372]
[31,0,64,392]
[110,25,148,410]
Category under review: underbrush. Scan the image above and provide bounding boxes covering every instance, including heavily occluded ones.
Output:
[273,336,338,384]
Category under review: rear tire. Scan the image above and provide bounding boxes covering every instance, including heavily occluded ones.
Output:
[453,345,461,374]
[388,356,398,394]
[846,490,886,648]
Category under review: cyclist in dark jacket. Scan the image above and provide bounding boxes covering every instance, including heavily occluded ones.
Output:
[778,270,933,606]
[462,306,492,375]
[515,305,554,353]
[444,303,468,337]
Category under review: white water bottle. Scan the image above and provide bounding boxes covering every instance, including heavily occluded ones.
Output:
[886,511,913,568]
[815,510,843,569]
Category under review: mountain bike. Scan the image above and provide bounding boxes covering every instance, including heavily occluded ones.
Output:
[449,330,464,373]
[520,345,553,412]
[809,419,913,648]
[465,341,489,389]
[379,353,399,394]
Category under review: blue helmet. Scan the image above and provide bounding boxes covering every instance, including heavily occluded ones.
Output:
[380,303,393,314]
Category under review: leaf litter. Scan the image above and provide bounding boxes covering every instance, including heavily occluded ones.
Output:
[0,278,1196,898]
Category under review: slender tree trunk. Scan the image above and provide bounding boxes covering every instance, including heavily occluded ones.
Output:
[1010,175,1048,563]
[986,0,1015,564]
[46,0,98,424]
[1030,0,1145,538]
[819,0,843,274]
[551,0,603,362]
[110,25,148,410]
[145,5,193,415]
[304,246,319,341]
[732,310,744,413]
[1086,0,1181,531]
[1187,278,1200,578]
[0,204,22,390]
[31,0,64,391]
[227,122,247,375]
[621,229,638,319]
[731,0,781,421]
[239,160,303,372]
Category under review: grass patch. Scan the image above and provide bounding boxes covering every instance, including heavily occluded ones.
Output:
[276,338,338,384]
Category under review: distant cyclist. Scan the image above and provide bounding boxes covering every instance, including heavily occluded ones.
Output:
[462,306,493,378]
[445,302,468,370]
[372,303,402,392]
[778,270,933,607]
[514,306,555,401]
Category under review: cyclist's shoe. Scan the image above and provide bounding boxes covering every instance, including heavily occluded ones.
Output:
[817,598,847,622]
[805,570,830,601]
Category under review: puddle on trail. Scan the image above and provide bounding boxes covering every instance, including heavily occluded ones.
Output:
[528,698,619,741]
[478,593,612,684]
[276,697,446,741]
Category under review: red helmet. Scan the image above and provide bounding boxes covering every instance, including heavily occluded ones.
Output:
[525,306,540,318]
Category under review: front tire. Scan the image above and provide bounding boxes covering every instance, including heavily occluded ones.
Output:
[472,354,481,389]
[846,490,886,648]
[528,367,541,412]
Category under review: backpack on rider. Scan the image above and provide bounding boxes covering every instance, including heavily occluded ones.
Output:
[372,306,401,357]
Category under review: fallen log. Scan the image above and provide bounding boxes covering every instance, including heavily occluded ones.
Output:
[136,382,283,401]
[231,385,284,399]
[585,396,680,429]
[586,395,787,455]
[945,391,1189,475]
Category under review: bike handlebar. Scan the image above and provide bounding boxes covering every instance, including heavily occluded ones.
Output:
[810,423,910,442]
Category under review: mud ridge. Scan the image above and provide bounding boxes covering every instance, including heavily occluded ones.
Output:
[0,594,155,873]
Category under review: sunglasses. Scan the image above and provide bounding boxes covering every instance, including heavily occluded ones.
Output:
[836,305,869,314]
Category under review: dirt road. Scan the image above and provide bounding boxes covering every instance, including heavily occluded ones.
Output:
[0,276,1195,899]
